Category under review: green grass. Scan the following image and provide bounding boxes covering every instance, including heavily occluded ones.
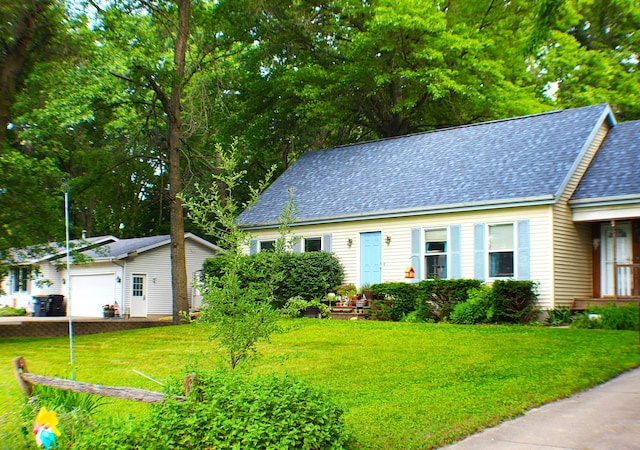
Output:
[1,320,639,449]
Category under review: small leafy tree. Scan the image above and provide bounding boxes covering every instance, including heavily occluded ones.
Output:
[183,146,280,369]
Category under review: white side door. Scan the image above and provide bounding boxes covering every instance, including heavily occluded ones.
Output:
[130,274,147,317]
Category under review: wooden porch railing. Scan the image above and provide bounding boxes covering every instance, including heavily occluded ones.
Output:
[615,263,640,297]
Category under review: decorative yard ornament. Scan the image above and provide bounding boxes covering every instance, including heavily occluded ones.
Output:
[33,406,60,449]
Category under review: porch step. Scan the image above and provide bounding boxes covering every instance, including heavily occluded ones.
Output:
[572,298,640,311]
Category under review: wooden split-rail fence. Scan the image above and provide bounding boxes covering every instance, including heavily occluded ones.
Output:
[13,356,186,403]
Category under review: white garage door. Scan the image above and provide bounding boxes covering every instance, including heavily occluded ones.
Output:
[70,274,116,317]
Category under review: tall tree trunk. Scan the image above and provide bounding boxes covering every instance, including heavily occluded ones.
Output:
[0,1,48,147]
[168,0,190,324]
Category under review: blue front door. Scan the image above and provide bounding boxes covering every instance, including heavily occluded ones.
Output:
[360,231,382,286]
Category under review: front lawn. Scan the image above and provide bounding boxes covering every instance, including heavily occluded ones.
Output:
[1,320,639,449]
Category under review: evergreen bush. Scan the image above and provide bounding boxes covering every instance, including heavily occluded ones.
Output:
[202,251,344,307]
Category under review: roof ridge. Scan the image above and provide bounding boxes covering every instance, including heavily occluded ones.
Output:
[327,103,608,152]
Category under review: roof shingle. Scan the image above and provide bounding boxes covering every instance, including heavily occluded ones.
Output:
[238,104,612,226]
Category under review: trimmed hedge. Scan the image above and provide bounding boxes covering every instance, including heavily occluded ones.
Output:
[202,251,344,307]
[369,279,482,322]
[369,279,538,324]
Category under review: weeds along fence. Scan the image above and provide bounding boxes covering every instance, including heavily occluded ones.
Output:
[13,356,186,403]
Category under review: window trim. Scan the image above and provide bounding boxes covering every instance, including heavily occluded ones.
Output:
[258,239,276,252]
[423,226,449,280]
[11,267,30,293]
[302,236,323,252]
[487,222,515,279]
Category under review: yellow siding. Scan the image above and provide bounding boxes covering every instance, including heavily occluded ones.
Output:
[247,205,557,308]
[552,123,609,307]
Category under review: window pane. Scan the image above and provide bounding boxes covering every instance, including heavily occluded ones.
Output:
[425,228,447,253]
[489,224,513,251]
[260,240,275,252]
[132,276,144,296]
[490,252,514,277]
[426,254,447,279]
[304,238,322,252]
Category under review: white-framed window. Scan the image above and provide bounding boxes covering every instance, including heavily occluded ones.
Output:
[488,223,514,278]
[259,240,276,252]
[424,228,448,279]
[303,237,322,252]
[11,267,29,293]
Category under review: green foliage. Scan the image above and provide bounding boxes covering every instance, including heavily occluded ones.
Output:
[203,251,344,307]
[1,322,639,449]
[449,281,539,325]
[0,306,26,317]
[546,307,573,326]
[71,416,146,450]
[416,279,484,322]
[450,285,495,325]
[572,303,639,331]
[22,383,107,448]
[369,282,420,321]
[280,295,311,318]
[491,280,539,323]
[148,371,349,449]
[184,147,280,370]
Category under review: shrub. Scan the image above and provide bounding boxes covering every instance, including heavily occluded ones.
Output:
[571,303,638,331]
[0,306,26,317]
[148,371,349,449]
[203,251,344,307]
[449,285,495,325]
[491,280,539,324]
[416,279,483,322]
[277,252,344,302]
[369,282,419,321]
[546,307,572,326]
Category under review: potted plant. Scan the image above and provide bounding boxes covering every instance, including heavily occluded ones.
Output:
[102,304,118,318]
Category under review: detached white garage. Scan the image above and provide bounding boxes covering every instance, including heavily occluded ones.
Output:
[70,273,117,317]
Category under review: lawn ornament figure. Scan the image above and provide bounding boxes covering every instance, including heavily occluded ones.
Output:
[33,407,60,449]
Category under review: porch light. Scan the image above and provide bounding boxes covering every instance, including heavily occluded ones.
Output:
[385,235,392,245]
[347,238,353,247]
[592,238,600,250]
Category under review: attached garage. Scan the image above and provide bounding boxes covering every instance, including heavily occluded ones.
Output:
[70,273,117,317]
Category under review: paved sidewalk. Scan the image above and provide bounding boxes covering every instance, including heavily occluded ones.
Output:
[445,367,640,449]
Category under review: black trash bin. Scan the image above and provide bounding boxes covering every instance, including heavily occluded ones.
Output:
[47,295,66,316]
[32,296,50,317]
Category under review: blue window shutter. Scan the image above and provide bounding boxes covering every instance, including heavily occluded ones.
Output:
[450,225,462,279]
[517,220,530,280]
[292,239,302,253]
[249,239,257,255]
[411,228,422,282]
[322,234,332,252]
[474,224,486,280]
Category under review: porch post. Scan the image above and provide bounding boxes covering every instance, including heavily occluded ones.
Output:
[612,220,618,299]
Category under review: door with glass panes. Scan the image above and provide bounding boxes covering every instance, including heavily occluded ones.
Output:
[130,274,147,317]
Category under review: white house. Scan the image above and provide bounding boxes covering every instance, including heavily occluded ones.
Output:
[1,233,220,317]
[237,104,640,311]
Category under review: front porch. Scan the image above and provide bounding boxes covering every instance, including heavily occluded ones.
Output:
[572,297,640,311]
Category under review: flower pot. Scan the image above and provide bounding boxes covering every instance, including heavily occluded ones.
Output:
[103,309,115,318]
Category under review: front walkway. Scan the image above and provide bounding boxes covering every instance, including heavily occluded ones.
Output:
[445,367,640,449]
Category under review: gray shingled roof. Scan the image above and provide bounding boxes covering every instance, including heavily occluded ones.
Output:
[571,120,640,201]
[238,104,612,227]
[82,235,169,259]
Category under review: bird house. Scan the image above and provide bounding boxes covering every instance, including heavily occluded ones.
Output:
[404,266,415,279]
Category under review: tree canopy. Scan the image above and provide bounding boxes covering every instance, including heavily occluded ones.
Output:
[1,0,638,308]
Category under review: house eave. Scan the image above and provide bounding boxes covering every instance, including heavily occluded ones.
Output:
[240,195,555,230]
[570,194,640,222]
